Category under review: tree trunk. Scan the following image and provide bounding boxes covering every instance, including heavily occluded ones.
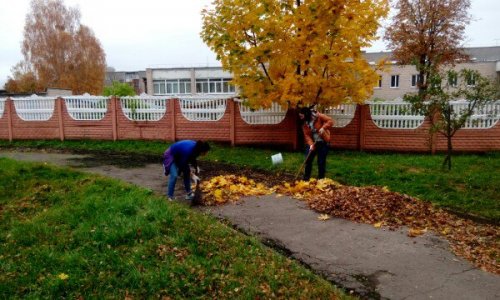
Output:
[443,135,453,170]
[442,105,453,170]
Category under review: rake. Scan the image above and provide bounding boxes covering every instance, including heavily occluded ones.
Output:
[191,177,203,206]
[294,143,316,181]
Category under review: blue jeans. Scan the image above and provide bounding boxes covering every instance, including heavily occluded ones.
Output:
[304,141,329,180]
[167,162,191,198]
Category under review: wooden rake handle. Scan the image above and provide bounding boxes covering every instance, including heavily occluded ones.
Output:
[294,143,316,181]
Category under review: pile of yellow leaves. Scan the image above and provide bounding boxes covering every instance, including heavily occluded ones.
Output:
[199,175,272,205]
[198,175,499,274]
[274,178,343,200]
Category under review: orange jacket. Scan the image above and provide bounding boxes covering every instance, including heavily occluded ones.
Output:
[302,112,334,146]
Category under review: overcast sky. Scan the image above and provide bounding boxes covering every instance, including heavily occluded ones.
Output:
[1,0,499,88]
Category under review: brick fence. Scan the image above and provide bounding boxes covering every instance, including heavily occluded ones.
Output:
[0,97,499,152]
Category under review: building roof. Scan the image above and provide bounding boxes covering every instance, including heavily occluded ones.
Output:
[465,46,500,62]
[363,46,500,63]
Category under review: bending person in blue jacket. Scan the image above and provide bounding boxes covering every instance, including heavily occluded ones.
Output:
[162,140,210,201]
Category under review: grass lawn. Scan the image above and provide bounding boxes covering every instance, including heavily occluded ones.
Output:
[0,158,349,299]
[0,139,498,221]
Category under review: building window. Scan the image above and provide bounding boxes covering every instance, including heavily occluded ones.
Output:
[466,73,476,87]
[390,75,399,88]
[196,79,208,93]
[153,79,191,95]
[448,72,458,87]
[166,80,178,94]
[196,78,235,94]
[374,75,382,89]
[411,74,422,87]
[153,81,166,94]
[179,79,191,94]
[223,79,235,93]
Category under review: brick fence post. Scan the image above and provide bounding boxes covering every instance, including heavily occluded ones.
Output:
[430,109,439,154]
[229,99,236,146]
[7,98,13,142]
[292,107,299,150]
[170,98,176,142]
[358,104,367,151]
[111,96,117,141]
[57,97,65,141]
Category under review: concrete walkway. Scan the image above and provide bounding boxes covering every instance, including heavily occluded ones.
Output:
[1,151,499,300]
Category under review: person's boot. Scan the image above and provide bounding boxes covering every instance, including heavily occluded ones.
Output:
[185,192,194,201]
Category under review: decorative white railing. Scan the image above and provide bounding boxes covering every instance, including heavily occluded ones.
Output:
[0,98,6,118]
[450,100,500,129]
[179,95,234,121]
[120,95,169,121]
[12,95,56,121]
[64,94,109,120]
[368,99,425,129]
[323,104,357,128]
[239,102,287,125]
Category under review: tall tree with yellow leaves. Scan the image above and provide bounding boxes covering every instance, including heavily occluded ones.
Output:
[201,0,389,108]
[15,0,106,95]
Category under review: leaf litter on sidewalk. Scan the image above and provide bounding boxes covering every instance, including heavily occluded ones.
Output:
[198,176,499,274]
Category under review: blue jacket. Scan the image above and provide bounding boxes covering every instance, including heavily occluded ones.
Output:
[163,140,196,175]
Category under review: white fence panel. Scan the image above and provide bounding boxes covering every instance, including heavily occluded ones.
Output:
[0,98,5,118]
[13,95,55,121]
[64,95,109,120]
[369,100,425,129]
[324,104,357,128]
[179,95,232,121]
[239,102,286,125]
[120,95,169,121]
[450,100,500,129]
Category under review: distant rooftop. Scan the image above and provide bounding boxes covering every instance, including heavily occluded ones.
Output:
[363,46,500,63]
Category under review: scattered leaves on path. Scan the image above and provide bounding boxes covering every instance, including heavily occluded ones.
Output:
[198,175,499,274]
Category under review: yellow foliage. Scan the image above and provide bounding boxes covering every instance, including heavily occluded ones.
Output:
[202,0,389,108]
[200,175,273,205]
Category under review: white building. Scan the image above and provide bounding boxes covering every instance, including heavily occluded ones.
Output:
[145,46,500,100]
[146,67,236,96]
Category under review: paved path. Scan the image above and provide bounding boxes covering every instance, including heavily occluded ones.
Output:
[1,151,499,300]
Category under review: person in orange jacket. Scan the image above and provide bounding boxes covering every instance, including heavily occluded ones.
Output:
[298,106,334,180]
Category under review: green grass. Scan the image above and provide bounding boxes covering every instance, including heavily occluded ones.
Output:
[0,158,349,299]
[0,139,499,221]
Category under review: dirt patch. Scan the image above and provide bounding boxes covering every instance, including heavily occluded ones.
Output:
[51,151,294,190]
[2,148,293,186]
[197,161,296,188]
[67,152,295,188]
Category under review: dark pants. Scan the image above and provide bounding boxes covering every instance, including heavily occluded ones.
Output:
[304,141,329,181]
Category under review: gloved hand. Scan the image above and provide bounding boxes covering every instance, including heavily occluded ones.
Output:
[309,144,315,152]
[190,166,201,175]
[319,127,325,135]
[191,173,201,183]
